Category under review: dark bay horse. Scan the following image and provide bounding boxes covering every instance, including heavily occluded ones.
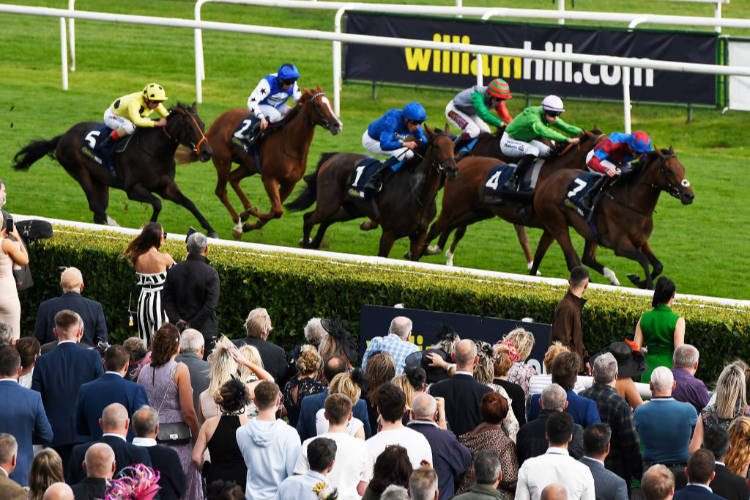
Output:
[13,103,218,237]
[420,129,604,268]
[530,147,695,289]
[182,86,342,238]
[286,127,458,259]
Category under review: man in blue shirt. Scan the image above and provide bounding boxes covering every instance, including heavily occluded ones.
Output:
[361,316,419,375]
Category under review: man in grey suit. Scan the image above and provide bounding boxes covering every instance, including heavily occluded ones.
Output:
[175,329,209,418]
[579,423,628,500]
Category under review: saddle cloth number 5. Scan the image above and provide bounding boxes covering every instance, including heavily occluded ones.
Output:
[567,178,587,198]
[85,130,101,149]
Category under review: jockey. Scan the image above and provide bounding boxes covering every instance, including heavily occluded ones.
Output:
[362,102,429,192]
[101,83,170,148]
[579,131,653,211]
[446,78,513,141]
[245,63,302,129]
[501,95,582,190]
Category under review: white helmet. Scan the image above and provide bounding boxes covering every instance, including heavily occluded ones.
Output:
[541,95,565,113]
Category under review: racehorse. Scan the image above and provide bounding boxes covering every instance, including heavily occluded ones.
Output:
[285,127,458,259]
[181,86,342,238]
[530,147,694,290]
[13,102,218,237]
[420,129,604,267]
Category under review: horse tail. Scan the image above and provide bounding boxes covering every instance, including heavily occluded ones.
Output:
[175,145,199,165]
[12,136,62,171]
[285,152,337,212]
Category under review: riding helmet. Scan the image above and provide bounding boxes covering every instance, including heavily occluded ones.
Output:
[143,83,168,102]
[541,95,565,113]
[277,63,300,81]
[403,102,428,122]
[629,131,653,153]
[487,78,512,99]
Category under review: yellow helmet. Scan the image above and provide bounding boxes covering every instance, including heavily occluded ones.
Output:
[143,83,168,102]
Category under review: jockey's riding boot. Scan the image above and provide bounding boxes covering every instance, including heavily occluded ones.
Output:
[364,167,387,192]
[454,133,472,161]
[100,133,115,149]
[512,154,536,190]
[580,175,609,211]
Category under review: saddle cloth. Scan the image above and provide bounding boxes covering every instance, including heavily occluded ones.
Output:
[80,125,132,181]
[347,157,382,201]
[481,164,517,204]
[561,172,602,219]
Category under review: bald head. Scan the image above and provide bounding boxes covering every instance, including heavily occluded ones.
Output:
[60,267,84,292]
[454,339,478,369]
[84,443,115,479]
[100,403,129,435]
[43,483,74,500]
[541,484,568,500]
[388,317,413,340]
[412,393,438,419]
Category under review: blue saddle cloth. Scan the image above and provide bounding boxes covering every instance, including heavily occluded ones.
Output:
[481,164,518,204]
[80,124,122,184]
[562,172,602,218]
[231,118,261,154]
[347,158,382,201]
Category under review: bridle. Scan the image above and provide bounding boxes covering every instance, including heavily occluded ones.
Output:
[644,153,690,199]
[296,92,330,128]
[410,133,458,173]
[162,108,209,156]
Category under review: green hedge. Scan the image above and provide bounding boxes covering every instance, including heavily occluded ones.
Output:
[19,226,750,384]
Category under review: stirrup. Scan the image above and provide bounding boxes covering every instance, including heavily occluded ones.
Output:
[365,176,382,193]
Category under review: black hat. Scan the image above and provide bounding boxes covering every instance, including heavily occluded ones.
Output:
[420,348,450,384]
[320,319,358,365]
[590,341,648,379]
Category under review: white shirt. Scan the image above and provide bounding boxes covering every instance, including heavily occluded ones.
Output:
[294,432,367,500]
[515,447,595,500]
[362,427,432,483]
[133,437,157,447]
[315,408,364,438]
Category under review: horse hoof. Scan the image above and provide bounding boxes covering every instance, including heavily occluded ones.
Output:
[403,251,412,260]
[232,224,243,239]
[242,222,256,232]
[207,231,218,239]
[106,215,120,227]
[360,220,378,231]
[424,245,442,256]
[603,267,620,286]
[627,273,644,287]
[298,237,311,247]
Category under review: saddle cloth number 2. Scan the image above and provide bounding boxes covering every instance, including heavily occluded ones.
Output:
[567,178,587,198]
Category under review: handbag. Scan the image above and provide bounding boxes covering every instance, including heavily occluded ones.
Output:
[126,293,138,332]
[154,365,192,445]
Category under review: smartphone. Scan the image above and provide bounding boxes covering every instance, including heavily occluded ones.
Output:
[185,226,196,242]
[6,218,13,233]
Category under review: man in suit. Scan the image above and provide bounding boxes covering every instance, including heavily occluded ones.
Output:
[673,450,724,500]
[175,329,210,417]
[163,232,219,358]
[517,384,584,465]
[233,308,288,386]
[0,434,26,500]
[641,465,675,500]
[32,310,104,475]
[132,406,186,500]
[579,424,628,500]
[0,348,53,486]
[33,268,108,347]
[75,346,149,442]
[297,355,371,442]
[66,403,151,485]
[429,339,493,437]
[70,443,115,500]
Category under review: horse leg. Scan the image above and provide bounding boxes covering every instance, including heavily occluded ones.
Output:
[360,220,379,231]
[158,182,219,239]
[445,226,468,267]
[641,242,664,280]
[613,238,655,290]
[213,158,243,237]
[514,224,536,271]
[127,184,163,223]
[309,207,358,249]
[242,177,287,231]
[378,230,398,258]
[581,240,620,286]
[530,230,559,276]
[228,164,256,220]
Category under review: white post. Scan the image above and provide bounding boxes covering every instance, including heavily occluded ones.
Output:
[195,29,203,103]
[558,0,565,25]
[456,0,462,18]
[715,1,721,33]
[622,66,631,134]
[476,54,483,86]
[60,17,68,90]
[333,6,353,117]
[68,0,75,71]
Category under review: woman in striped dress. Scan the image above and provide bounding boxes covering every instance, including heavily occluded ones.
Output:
[122,222,174,346]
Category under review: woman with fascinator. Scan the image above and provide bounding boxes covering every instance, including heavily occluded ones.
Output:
[317,319,359,379]
[105,464,161,500]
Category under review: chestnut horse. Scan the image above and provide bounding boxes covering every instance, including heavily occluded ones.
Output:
[286,127,458,259]
[530,147,695,289]
[420,129,604,268]
[180,86,342,237]
[13,103,217,236]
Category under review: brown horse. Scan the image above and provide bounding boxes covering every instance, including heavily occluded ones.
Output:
[420,129,604,268]
[181,86,342,237]
[13,103,218,237]
[286,127,458,259]
[530,147,695,289]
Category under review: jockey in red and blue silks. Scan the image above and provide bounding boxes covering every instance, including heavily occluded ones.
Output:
[580,131,653,210]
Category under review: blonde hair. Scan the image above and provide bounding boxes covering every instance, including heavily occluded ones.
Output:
[725,417,750,475]
[504,328,535,361]
[392,373,416,408]
[716,364,747,420]
[296,345,322,376]
[318,334,342,366]
[207,336,240,402]
[329,372,361,405]
[473,342,496,385]
[238,344,263,382]
[244,308,271,339]
[28,449,64,500]
[543,342,570,373]
[60,267,83,292]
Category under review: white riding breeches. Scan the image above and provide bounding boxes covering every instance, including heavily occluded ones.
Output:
[361,131,415,160]
[259,104,290,123]
[103,107,136,134]
[586,149,618,172]
[500,131,551,159]
[445,101,491,138]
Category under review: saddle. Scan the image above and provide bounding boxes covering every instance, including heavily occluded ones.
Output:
[561,172,605,220]
[347,157,383,201]
[80,125,133,186]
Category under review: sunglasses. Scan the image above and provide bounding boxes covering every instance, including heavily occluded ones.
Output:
[280,79,297,86]
[546,111,562,118]
[408,120,424,126]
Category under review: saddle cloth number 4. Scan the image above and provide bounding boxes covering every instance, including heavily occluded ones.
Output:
[567,178,587,198]
[486,170,502,190]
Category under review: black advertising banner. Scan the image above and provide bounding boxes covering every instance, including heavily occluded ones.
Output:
[344,13,717,105]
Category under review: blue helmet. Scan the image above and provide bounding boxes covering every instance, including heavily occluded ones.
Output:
[277,64,300,81]
[629,131,653,154]
[403,102,428,122]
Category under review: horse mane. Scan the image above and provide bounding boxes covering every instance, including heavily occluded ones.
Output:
[167,102,193,117]
[280,88,321,126]
[618,148,671,187]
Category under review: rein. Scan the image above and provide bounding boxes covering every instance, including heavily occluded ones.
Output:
[162,109,209,155]
[406,133,457,208]
[604,154,681,217]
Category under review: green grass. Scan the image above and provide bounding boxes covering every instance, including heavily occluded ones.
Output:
[2,0,750,300]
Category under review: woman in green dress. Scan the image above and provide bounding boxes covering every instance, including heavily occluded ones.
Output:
[633,276,685,383]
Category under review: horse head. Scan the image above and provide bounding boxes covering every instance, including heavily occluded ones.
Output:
[576,127,605,155]
[298,86,343,136]
[167,103,212,162]
[423,125,459,181]
[645,147,695,205]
